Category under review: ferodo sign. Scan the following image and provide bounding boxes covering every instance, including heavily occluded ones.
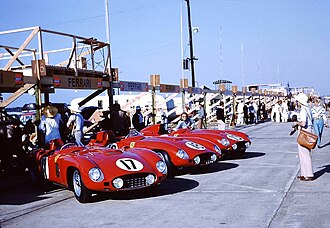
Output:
[53,75,107,89]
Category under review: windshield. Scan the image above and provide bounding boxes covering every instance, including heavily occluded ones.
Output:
[125,129,144,138]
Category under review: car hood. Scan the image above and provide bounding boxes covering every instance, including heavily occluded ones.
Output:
[72,147,154,174]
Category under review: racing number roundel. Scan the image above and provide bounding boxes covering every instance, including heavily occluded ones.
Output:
[185,141,206,151]
[116,158,143,171]
[226,134,244,141]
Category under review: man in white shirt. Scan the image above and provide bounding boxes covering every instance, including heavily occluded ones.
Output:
[67,106,84,145]
[39,105,63,149]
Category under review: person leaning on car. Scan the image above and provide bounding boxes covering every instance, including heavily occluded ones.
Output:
[174,112,194,131]
[39,105,64,149]
[67,106,84,145]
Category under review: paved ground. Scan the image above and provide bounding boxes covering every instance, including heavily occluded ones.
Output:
[1,121,330,228]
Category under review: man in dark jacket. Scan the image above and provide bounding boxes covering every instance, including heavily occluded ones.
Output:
[132,106,145,131]
[216,101,226,130]
[243,102,249,124]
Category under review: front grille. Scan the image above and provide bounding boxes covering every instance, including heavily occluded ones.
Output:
[115,173,153,189]
[235,141,247,151]
[197,152,215,165]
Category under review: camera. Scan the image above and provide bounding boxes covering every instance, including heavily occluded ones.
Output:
[289,115,298,136]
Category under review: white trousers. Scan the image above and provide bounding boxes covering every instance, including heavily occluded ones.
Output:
[237,113,244,125]
[217,120,226,130]
[298,128,314,177]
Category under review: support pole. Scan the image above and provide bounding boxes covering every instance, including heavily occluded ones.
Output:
[105,0,113,110]
[151,87,156,125]
[185,0,196,87]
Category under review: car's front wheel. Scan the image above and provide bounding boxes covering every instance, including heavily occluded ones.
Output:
[154,150,175,175]
[72,169,91,203]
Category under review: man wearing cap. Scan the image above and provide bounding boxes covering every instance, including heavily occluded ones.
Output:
[67,106,84,145]
[132,106,145,131]
[39,105,63,148]
[293,93,314,181]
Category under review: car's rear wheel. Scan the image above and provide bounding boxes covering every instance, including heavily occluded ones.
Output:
[72,169,91,203]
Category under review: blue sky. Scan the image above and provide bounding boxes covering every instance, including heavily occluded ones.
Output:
[1,0,330,106]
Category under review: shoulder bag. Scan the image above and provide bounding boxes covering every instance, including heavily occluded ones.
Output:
[297,128,318,150]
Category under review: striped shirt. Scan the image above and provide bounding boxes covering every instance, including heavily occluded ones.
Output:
[311,105,327,122]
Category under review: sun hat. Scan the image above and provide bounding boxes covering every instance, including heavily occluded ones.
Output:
[68,105,81,113]
[42,105,58,118]
[295,93,308,106]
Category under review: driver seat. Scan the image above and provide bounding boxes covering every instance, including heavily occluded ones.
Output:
[89,130,114,147]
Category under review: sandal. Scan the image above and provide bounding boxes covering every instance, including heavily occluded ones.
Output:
[299,176,314,181]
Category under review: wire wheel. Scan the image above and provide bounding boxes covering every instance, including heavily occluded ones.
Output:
[73,169,82,197]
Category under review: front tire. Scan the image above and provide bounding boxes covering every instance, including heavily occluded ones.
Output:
[154,150,175,175]
[72,169,91,203]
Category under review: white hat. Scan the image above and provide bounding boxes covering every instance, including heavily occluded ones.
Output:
[68,105,81,113]
[295,93,308,106]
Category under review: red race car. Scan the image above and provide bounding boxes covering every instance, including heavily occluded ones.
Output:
[29,133,167,203]
[110,130,221,174]
[141,124,251,158]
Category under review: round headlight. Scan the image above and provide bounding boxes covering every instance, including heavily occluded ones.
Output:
[245,142,251,148]
[218,138,230,147]
[156,160,167,174]
[145,174,155,186]
[194,156,201,164]
[213,145,221,153]
[211,154,217,162]
[88,168,104,182]
[176,149,189,159]
[113,178,124,189]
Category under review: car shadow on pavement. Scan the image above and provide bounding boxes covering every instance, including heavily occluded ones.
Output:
[0,182,63,205]
[184,162,239,176]
[314,165,330,179]
[223,151,265,161]
[88,177,199,203]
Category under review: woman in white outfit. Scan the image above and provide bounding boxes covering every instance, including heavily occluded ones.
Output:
[294,93,314,181]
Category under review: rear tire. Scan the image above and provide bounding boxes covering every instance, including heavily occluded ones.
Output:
[72,169,91,203]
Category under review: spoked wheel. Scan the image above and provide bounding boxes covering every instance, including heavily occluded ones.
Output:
[72,169,91,203]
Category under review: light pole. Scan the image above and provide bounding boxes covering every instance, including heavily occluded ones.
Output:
[105,0,113,110]
[185,0,196,88]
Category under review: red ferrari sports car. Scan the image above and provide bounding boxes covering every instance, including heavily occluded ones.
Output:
[29,134,167,203]
[141,124,251,158]
[109,130,221,174]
